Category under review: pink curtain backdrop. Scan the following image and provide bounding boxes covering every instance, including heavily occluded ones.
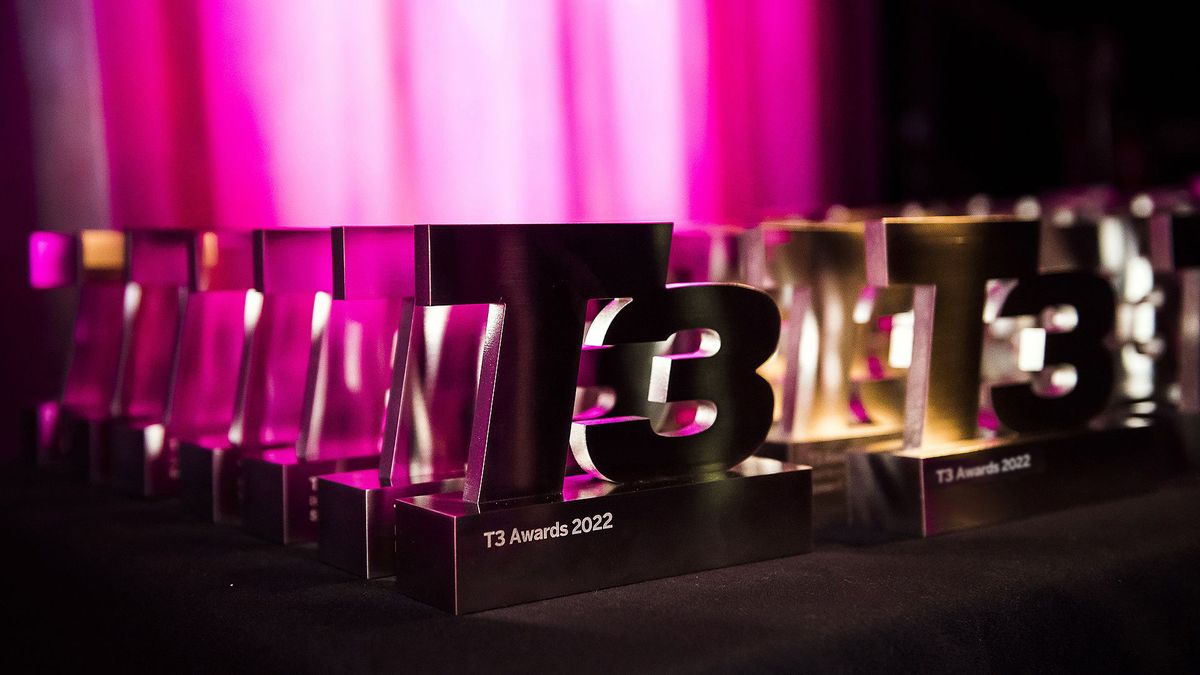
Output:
[15,0,863,231]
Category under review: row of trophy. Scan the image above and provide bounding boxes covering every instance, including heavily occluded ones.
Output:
[22,184,1199,613]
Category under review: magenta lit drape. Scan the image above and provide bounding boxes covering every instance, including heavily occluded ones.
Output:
[17,0,846,230]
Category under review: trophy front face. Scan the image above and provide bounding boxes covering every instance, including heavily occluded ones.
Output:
[571,283,779,483]
[743,220,908,445]
[393,222,811,613]
[849,213,1180,536]
[866,216,1041,448]
[417,222,673,503]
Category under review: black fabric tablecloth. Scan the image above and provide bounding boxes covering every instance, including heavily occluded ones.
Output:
[1,468,1199,674]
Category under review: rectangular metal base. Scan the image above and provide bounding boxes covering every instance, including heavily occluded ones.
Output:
[394,457,813,614]
[241,451,382,545]
[109,421,177,498]
[847,421,1180,537]
[317,470,465,579]
[178,440,259,524]
[759,427,900,533]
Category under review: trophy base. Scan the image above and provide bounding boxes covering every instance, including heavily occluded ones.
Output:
[177,439,266,524]
[241,450,382,545]
[57,408,112,483]
[317,470,465,579]
[394,457,812,614]
[109,420,177,499]
[759,427,901,534]
[847,420,1180,537]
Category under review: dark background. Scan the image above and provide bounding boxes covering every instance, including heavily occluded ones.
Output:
[1,1,1199,461]
[879,0,1200,202]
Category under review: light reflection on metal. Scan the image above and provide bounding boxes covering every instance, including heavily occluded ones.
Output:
[668,223,743,283]
[28,229,128,466]
[79,230,126,279]
[417,222,672,503]
[1041,198,1170,410]
[741,220,907,445]
[865,216,1041,448]
[571,284,778,483]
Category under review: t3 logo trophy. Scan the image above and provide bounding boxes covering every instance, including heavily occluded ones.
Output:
[740,220,908,529]
[392,223,812,614]
[847,216,1180,536]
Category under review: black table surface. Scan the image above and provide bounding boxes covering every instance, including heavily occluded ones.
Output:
[2,467,1199,674]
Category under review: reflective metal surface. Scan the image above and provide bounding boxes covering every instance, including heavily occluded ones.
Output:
[395,223,811,613]
[740,220,907,441]
[394,457,810,614]
[317,469,464,578]
[317,226,477,574]
[245,227,408,542]
[1040,210,1166,409]
[848,422,1174,536]
[179,231,319,520]
[570,284,779,483]
[416,222,672,503]
[865,216,1041,448]
[30,229,127,467]
[853,213,1181,536]
[991,272,1116,432]
[668,223,742,283]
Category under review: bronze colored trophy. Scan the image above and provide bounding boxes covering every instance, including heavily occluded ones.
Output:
[847,216,1179,536]
[740,220,906,528]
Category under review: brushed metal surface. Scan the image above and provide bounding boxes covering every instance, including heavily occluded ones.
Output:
[571,284,779,483]
[395,458,811,614]
[416,222,671,503]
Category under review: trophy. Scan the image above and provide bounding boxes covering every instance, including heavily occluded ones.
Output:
[1150,209,1200,461]
[1039,199,1171,417]
[26,230,125,469]
[109,232,255,497]
[667,223,743,283]
[740,220,907,529]
[177,235,313,523]
[847,216,1179,536]
[52,230,193,483]
[317,226,480,578]
[393,223,811,614]
[239,229,396,544]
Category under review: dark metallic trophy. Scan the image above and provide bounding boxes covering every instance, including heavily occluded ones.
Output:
[847,216,1179,536]
[393,223,811,614]
[57,230,194,484]
[317,226,479,578]
[109,232,255,497]
[239,229,396,544]
[1150,209,1200,462]
[740,220,907,528]
[26,229,125,469]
